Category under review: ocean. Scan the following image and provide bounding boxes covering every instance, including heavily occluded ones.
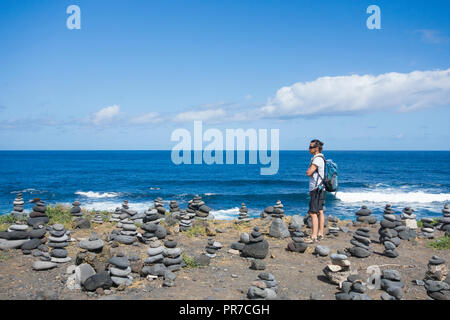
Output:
[1,151,449,220]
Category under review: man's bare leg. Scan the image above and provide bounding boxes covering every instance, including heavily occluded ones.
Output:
[318,210,325,237]
[310,212,318,239]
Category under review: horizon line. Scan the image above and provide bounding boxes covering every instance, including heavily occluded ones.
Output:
[0,149,450,152]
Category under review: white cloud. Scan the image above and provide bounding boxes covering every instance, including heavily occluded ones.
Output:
[259,68,450,118]
[129,112,163,125]
[90,105,120,125]
[173,108,226,123]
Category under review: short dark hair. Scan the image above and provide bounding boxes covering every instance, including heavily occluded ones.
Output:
[310,139,324,152]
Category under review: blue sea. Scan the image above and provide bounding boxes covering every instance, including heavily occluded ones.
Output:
[1,151,449,221]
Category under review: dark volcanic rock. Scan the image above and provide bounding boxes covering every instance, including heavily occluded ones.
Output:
[83,272,113,291]
[241,240,269,259]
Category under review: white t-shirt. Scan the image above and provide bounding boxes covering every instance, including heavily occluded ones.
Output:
[309,154,325,192]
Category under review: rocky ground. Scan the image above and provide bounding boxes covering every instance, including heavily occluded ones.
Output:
[0,217,448,300]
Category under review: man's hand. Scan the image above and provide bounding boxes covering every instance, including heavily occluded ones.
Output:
[306,164,317,177]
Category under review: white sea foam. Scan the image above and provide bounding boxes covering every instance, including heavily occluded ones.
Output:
[75,191,119,199]
[79,201,152,213]
[335,191,450,203]
[210,207,240,220]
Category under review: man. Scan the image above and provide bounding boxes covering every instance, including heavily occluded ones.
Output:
[304,139,326,243]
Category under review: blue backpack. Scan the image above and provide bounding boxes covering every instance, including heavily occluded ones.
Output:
[316,155,338,192]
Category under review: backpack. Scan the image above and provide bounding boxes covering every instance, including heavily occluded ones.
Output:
[314,154,338,192]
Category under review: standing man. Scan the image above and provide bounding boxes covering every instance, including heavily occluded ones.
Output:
[304,139,326,243]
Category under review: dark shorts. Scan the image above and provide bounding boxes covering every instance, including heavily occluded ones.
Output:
[309,188,326,214]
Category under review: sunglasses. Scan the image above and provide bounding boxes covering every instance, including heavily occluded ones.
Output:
[309,145,317,149]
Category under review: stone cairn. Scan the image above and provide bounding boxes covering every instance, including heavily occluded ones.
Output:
[163,237,183,272]
[380,269,404,300]
[154,197,166,214]
[79,232,104,253]
[70,201,82,218]
[27,200,49,226]
[109,252,133,287]
[261,200,284,219]
[109,207,121,222]
[204,237,222,258]
[247,272,278,300]
[323,253,352,288]
[188,195,212,219]
[241,227,269,259]
[143,198,166,224]
[327,215,340,237]
[439,204,450,237]
[114,218,138,245]
[0,223,28,250]
[347,227,371,258]
[400,207,417,229]
[355,205,377,225]
[379,204,402,258]
[19,224,42,255]
[92,211,103,224]
[118,200,142,224]
[419,217,435,239]
[286,216,307,253]
[178,207,195,231]
[231,232,249,252]
[11,193,25,219]
[237,203,251,223]
[335,275,371,300]
[144,237,164,266]
[169,200,180,220]
[424,255,449,300]
[48,224,71,263]
[138,221,166,243]
[269,217,290,239]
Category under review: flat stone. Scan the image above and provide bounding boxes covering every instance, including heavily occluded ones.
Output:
[79,239,104,251]
[75,263,96,286]
[314,245,330,256]
[33,261,58,270]
[383,269,402,281]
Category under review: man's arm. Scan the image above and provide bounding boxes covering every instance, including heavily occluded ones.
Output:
[306,164,317,177]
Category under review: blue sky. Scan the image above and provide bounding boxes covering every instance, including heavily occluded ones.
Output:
[0,0,449,150]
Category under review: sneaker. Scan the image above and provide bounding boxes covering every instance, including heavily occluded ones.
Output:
[317,235,324,241]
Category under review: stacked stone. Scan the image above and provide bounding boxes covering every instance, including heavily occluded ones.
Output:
[27,200,49,226]
[380,269,404,300]
[261,200,285,219]
[169,200,181,221]
[237,203,251,223]
[144,237,164,265]
[323,253,352,287]
[108,253,133,287]
[348,227,371,258]
[286,230,307,253]
[92,211,103,224]
[335,275,371,300]
[109,207,121,222]
[231,232,249,252]
[115,219,138,245]
[70,201,82,218]
[0,222,30,250]
[163,238,183,272]
[188,195,212,219]
[327,215,340,237]
[419,218,435,239]
[424,255,449,300]
[79,232,104,253]
[241,227,269,259]
[247,273,278,300]
[143,206,164,224]
[11,193,25,219]
[139,222,166,243]
[154,197,166,215]
[379,204,402,258]
[401,207,417,229]
[178,210,194,231]
[17,224,42,255]
[204,237,222,258]
[355,205,377,225]
[48,224,71,263]
[439,204,450,236]
[269,218,290,239]
[288,215,304,236]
